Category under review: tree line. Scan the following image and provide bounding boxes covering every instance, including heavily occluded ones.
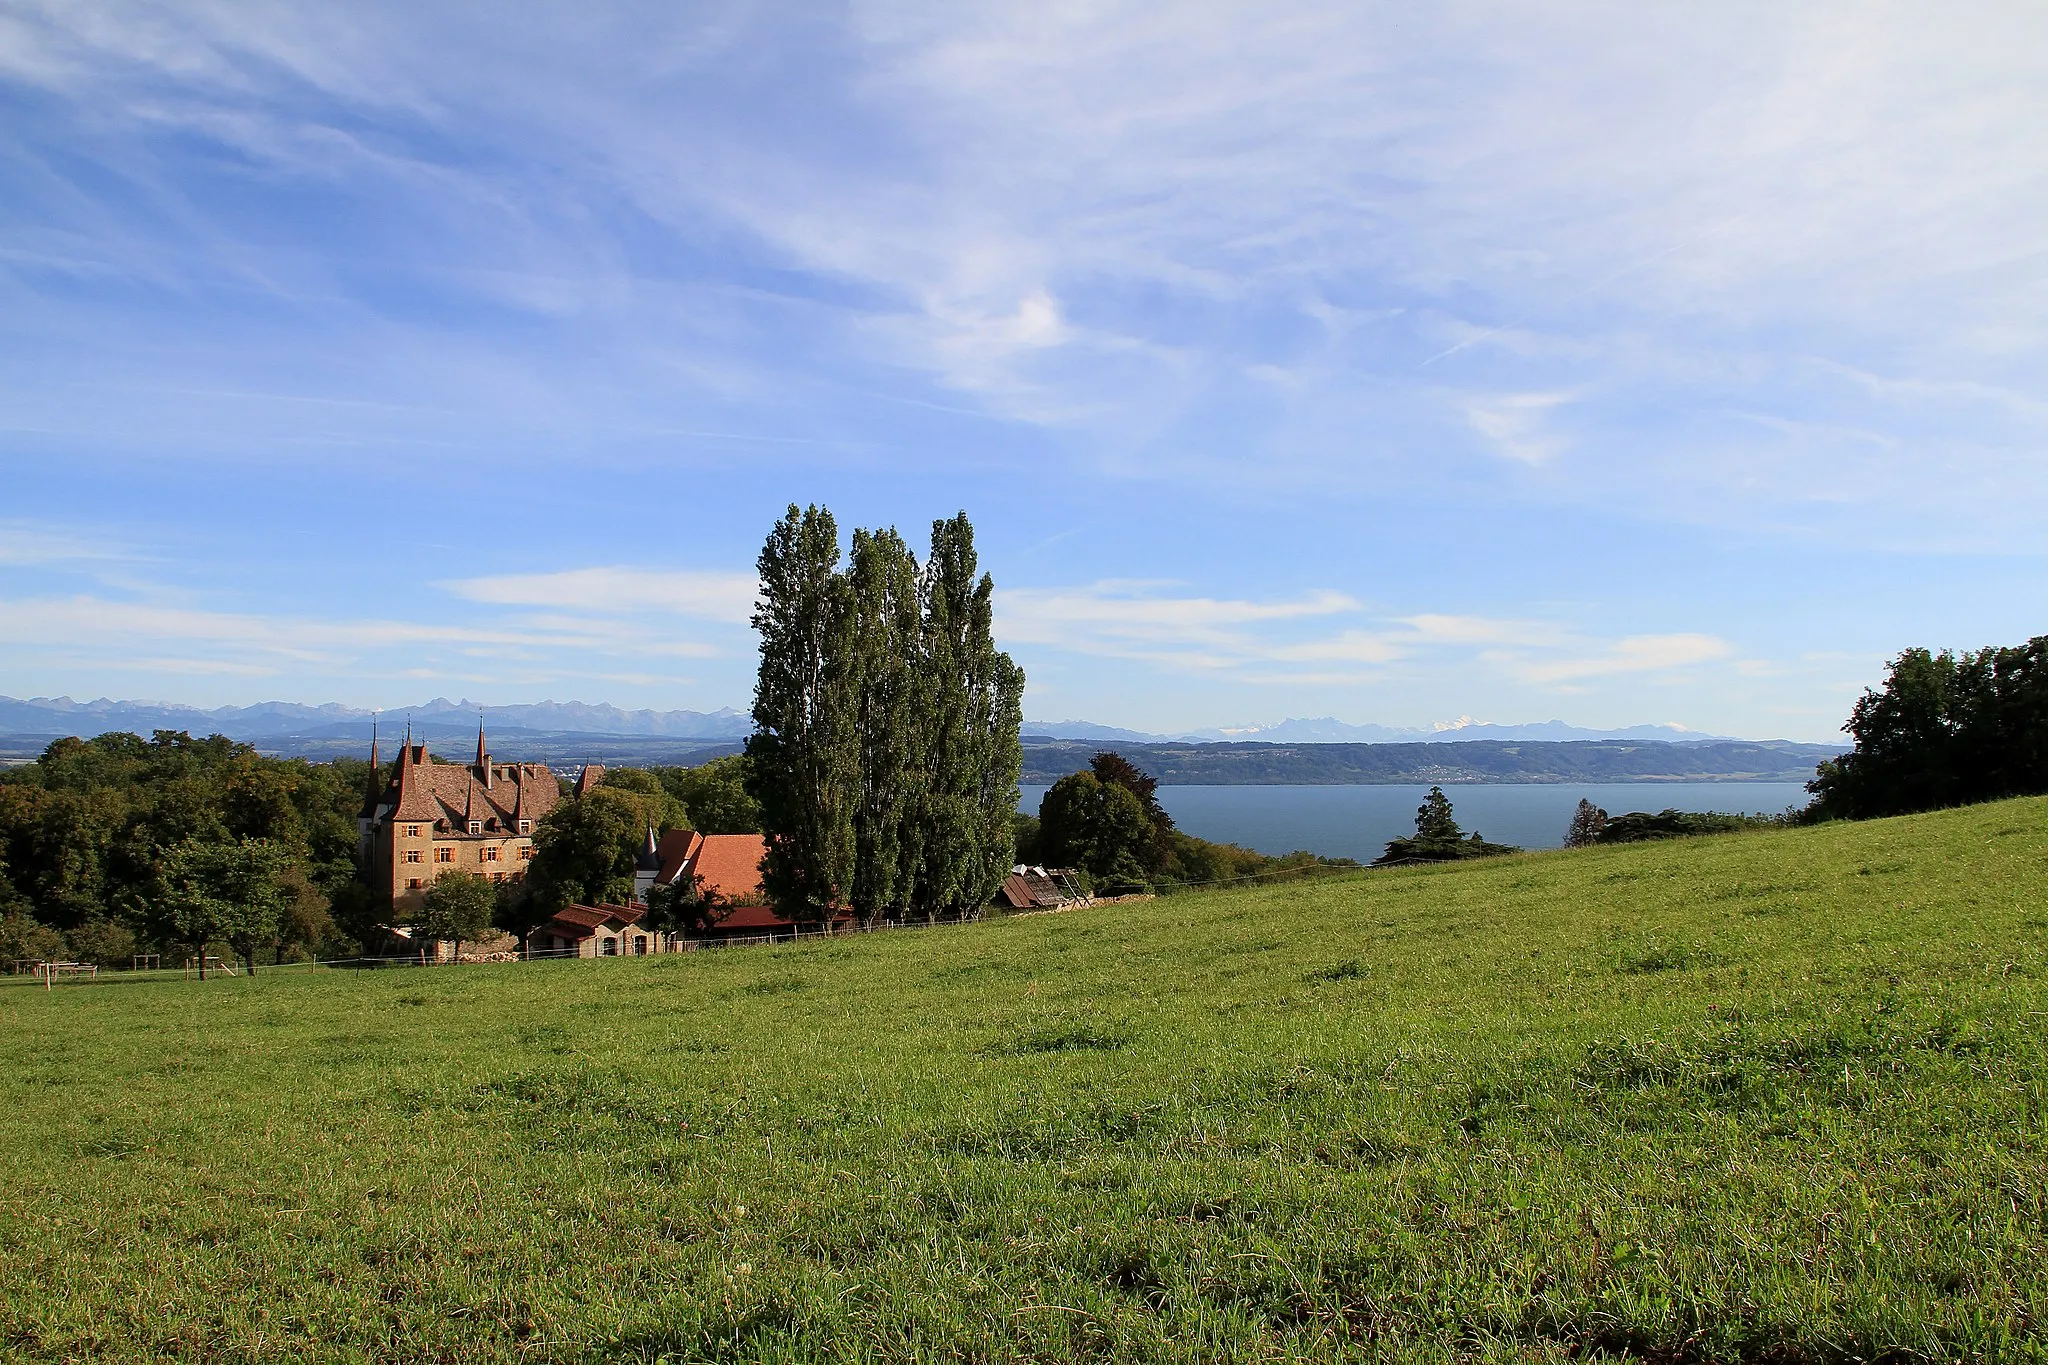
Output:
[1805,636,2048,820]
[0,731,368,971]
[0,731,766,970]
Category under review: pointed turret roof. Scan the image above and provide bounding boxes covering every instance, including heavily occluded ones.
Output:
[358,719,384,820]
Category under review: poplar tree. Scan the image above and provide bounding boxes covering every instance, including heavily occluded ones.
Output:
[845,528,922,926]
[746,506,858,920]
[746,507,1024,924]
[908,514,1025,919]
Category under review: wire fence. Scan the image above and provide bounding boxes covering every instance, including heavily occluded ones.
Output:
[3,860,1397,991]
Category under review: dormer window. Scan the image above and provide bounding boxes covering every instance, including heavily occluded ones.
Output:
[468,820,483,835]
[518,820,532,835]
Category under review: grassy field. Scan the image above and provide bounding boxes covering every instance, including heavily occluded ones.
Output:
[3,799,2045,1363]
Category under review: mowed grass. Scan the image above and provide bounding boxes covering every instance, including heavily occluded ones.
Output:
[3,801,2046,1363]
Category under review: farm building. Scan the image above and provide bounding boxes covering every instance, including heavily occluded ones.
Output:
[533,902,675,958]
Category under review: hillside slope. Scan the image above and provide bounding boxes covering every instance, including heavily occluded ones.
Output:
[2,800,2044,1361]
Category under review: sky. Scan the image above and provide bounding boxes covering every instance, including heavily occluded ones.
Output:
[1,1,2044,742]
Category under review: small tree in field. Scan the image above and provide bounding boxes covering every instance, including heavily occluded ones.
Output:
[1565,798,1609,848]
[155,838,291,977]
[415,871,496,962]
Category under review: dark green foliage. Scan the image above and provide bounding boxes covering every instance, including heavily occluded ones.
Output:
[589,767,689,831]
[642,866,722,936]
[1595,808,1773,843]
[1009,813,1042,866]
[1043,754,1357,893]
[746,508,1025,922]
[526,786,653,912]
[908,513,1026,920]
[746,504,859,919]
[1809,636,2048,819]
[151,837,292,976]
[649,754,761,833]
[66,916,137,969]
[0,730,364,964]
[415,870,497,958]
[1039,771,1155,888]
[1376,786,1519,864]
[0,910,63,963]
[846,528,921,925]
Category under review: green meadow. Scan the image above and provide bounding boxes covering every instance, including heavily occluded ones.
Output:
[3,799,2045,1363]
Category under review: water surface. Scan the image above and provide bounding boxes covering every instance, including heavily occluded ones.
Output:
[1016,782,1809,863]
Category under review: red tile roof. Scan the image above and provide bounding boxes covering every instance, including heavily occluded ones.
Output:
[691,833,767,903]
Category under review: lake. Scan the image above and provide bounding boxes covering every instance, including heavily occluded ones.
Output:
[1016,782,1811,862]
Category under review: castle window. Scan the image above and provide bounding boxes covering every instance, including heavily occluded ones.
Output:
[468,820,483,835]
[518,820,532,835]
[481,846,500,862]
[404,849,423,864]
[490,871,504,883]
[434,846,453,863]
[406,877,424,890]
[518,845,534,860]
[404,825,421,838]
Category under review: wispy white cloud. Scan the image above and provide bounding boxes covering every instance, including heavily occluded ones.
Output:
[441,567,759,623]
[1510,633,1733,684]
[996,581,1741,692]
[0,523,126,565]
[1465,391,1577,465]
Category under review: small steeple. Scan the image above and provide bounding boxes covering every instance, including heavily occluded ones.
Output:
[359,713,384,819]
[475,714,492,788]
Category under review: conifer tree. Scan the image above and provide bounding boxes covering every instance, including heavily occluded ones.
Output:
[1565,797,1609,848]
[746,505,858,919]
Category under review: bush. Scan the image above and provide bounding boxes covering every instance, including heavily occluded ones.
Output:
[66,917,136,968]
[0,912,65,964]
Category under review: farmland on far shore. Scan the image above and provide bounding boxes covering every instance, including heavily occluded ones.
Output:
[3,798,2045,1362]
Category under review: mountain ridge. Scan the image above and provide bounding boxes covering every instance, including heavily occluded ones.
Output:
[0,695,1806,748]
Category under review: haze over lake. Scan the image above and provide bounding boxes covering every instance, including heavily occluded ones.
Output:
[1018,783,1810,863]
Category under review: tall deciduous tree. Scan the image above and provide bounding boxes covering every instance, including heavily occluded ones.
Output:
[845,528,922,926]
[526,786,649,911]
[1807,637,2048,820]
[744,507,1025,924]
[908,514,1024,920]
[1038,771,1153,889]
[746,505,858,920]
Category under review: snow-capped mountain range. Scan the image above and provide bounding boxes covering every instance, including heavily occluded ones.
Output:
[1,696,1761,746]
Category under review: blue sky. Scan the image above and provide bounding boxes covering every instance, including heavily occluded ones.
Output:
[2,2,2044,742]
